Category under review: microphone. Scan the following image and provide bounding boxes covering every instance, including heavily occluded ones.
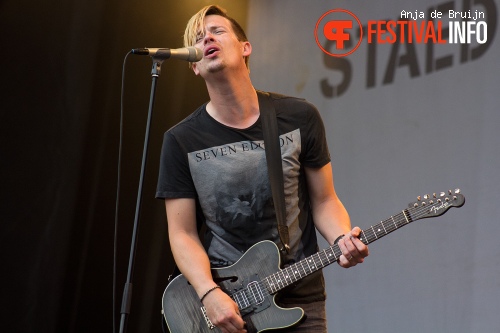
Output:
[131,47,202,62]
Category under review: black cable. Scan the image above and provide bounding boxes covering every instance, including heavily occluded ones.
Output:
[114,50,132,333]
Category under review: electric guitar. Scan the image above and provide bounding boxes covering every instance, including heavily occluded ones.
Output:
[162,190,465,332]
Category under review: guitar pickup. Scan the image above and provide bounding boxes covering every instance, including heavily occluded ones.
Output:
[232,274,270,316]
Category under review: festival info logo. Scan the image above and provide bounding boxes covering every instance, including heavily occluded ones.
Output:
[315,9,363,57]
[315,7,489,57]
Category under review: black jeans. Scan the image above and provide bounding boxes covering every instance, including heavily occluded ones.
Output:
[274,300,327,332]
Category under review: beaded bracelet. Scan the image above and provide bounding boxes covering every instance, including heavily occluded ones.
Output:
[200,285,220,303]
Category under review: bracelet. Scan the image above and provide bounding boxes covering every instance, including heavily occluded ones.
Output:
[334,234,345,245]
[200,285,220,303]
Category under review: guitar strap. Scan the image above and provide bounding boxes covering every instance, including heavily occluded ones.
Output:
[257,91,291,258]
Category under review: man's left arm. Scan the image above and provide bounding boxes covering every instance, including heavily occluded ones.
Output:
[305,162,369,268]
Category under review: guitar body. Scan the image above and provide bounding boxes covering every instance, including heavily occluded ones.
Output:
[162,240,304,333]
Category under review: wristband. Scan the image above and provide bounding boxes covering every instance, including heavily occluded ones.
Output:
[334,234,345,245]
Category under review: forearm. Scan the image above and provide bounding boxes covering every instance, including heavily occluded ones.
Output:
[312,195,351,245]
[169,231,218,297]
[305,163,351,245]
[165,198,217,298]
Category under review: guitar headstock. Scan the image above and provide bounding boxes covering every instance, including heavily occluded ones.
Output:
[408,189,465,221]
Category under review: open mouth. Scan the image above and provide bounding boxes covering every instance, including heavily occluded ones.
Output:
[204,46,219,57]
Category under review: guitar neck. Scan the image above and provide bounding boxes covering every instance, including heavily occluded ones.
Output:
[264,208,414,294]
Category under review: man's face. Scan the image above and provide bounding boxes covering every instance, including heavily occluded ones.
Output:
[192,15,250,77]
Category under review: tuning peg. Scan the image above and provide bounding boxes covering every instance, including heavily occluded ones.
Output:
[424,194,430,200]
[417,196,421,201]
[433,193,437,198]
[440,192,446,197]
[454,189,461,194]
[449,190,452,194]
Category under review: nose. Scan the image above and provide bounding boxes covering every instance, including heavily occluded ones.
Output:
[203,31,215,44]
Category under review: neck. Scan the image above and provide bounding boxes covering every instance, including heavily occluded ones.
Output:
[204,71,259,129]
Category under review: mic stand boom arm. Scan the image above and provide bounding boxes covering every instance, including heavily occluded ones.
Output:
[119,56,164,333]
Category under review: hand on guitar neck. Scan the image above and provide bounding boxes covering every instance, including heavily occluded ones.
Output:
[336,226,370,268]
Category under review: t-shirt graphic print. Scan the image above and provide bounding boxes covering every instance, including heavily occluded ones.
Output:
[187,129,301,267]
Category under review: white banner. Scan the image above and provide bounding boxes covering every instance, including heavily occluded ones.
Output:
[248,0,499,331]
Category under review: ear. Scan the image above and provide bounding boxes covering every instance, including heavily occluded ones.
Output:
[242,41,252,57]
[192,62,200,76]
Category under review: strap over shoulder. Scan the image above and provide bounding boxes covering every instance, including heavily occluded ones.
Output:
[257,91,291,256]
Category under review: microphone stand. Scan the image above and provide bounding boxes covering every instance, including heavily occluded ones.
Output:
[119,56,165,333]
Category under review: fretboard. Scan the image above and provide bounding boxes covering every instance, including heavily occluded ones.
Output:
[264,208,414,294]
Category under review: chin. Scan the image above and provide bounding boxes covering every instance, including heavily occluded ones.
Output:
[206,66,226,75]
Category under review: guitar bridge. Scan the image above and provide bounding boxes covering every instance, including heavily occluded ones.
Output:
[201,306,215,330]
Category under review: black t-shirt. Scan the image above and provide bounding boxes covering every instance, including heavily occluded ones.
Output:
[156,91,331,302]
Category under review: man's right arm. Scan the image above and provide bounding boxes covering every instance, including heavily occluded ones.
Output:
[165,198,246,332]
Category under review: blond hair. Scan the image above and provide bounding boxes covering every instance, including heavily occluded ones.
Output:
[184,5,249,68]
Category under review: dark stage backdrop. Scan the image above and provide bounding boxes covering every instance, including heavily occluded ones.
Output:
[1,1,247,332]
